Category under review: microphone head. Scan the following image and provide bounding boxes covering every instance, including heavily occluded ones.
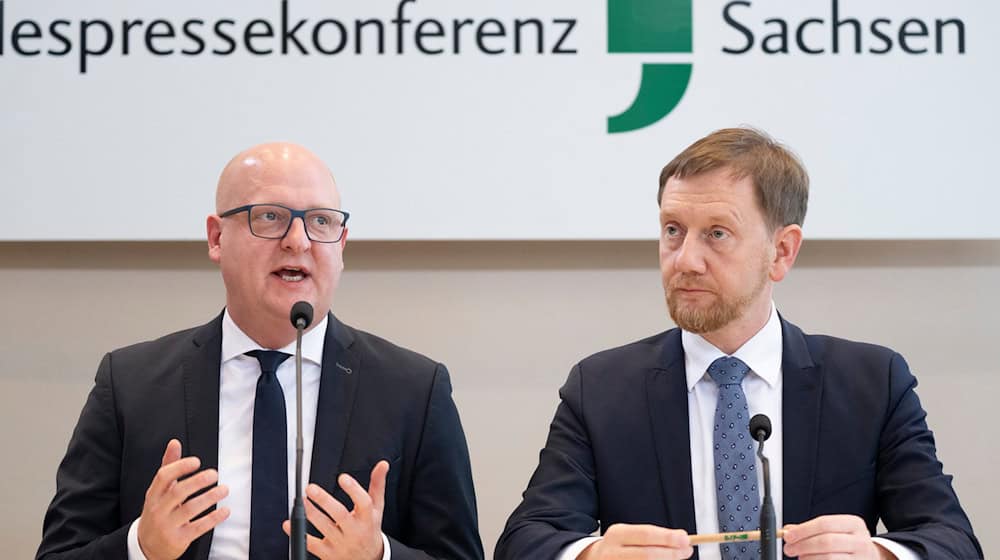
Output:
[749,414,772,441]
[290,301,314,329]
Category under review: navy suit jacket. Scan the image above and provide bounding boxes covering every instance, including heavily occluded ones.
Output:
[38,313,484,560]
[496,318,980,560]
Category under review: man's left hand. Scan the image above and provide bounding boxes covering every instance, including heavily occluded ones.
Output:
[783,515,896,559]
[283,460,390,560]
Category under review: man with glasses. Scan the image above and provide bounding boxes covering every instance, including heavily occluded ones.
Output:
[37,143,484,560]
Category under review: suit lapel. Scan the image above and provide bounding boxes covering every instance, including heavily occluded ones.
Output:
[646,329,698,536]
[309,313,361,493]
[181,314,224,560]
[780,318,822,525]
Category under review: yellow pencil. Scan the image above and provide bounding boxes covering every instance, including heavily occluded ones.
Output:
[689,529,785,545]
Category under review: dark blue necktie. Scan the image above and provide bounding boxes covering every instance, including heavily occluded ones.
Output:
[246,350,292,560]
[708,356,761,560]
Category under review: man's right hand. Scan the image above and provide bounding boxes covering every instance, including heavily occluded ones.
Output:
[579,524,693,560]
[136,439,231,560]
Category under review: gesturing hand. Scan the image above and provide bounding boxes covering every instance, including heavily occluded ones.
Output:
[136,439,230,560]
[283,460,390,560]
[783,515,896,559]
[579,523,694,560]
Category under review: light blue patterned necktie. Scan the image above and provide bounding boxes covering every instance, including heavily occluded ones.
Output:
[708,356,761,560]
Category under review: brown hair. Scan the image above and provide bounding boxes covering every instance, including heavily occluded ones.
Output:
[658,127,809,230]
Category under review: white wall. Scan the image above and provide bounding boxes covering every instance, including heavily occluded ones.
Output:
[4,1,1000,240]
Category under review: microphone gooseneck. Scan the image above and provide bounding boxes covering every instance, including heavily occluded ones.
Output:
[289,301,312,560]
[749,413,776,560]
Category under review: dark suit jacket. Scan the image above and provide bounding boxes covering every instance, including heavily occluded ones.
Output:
[495,318,980,560]
[38,313,484,560]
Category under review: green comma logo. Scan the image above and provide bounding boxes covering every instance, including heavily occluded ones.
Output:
[607,0,693,133]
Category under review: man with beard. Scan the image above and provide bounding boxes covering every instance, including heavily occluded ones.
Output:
[494,128,980,560]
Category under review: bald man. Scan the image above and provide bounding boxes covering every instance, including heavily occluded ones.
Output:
[37,144,484,560]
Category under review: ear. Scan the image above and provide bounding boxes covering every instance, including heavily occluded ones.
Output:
[207,214,223,264]
[340,227,349,249]
[769,224,803,282]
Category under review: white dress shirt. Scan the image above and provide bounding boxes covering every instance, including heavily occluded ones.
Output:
[558,304,916,560]
[127,311,391,559]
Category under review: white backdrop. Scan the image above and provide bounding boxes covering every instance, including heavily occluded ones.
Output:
[2,0,997,240]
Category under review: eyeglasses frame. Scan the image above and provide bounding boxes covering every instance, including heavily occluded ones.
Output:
[218,203,350,243]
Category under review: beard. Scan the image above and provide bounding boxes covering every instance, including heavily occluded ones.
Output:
[665,259,770,334]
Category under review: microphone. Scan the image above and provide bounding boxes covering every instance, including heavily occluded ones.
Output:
[291,301,314,330]
[289,301,313,560]
[749,414,776,560]
[749,413,771,442]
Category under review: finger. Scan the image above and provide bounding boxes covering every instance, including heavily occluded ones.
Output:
[368,461,390,513]
[150,438,190,502]
[147,455,202,500]
[162,439,182,467]
[167,469,220,511]
[796,554,851,560]
[613,546,694,560]
[303,495,341,539]
[339,472,374,518]
[783,515,867,543]
[783,532,866,557]
[177,484,229,522]
[606,523,690,548]
[306,484,352,526]
[625,545,695,559]
[304,532,332,558]
[181,506,230,543]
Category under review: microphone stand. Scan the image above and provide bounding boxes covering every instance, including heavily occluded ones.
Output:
[755,434,776,560]
[290,320,306,560]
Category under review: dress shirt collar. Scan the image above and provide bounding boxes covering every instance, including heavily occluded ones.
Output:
[221,309,327,366]
[682,301,782,391]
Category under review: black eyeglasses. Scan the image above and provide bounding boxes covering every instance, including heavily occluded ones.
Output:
[219,204,350,243]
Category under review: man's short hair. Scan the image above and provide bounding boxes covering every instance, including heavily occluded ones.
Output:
[658,127,809,231]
